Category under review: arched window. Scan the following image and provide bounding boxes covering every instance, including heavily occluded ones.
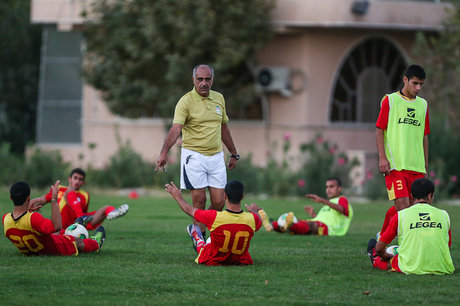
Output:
[330,37,407,123]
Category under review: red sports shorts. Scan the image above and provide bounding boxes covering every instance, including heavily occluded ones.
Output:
[385,170,424,201]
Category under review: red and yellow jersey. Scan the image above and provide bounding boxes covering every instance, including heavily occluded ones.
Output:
[194,209,262,265]
[45,186,90,228]
[2,211,78,256]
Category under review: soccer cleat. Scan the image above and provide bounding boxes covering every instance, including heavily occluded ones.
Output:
[186,224,204,252]
[107,204,129,220]
[258,210,273,232]
[281,212,294,232]
[367,238,377,265]
[92,226,106,251]
[202,230,207,243]
[74,215,93,227]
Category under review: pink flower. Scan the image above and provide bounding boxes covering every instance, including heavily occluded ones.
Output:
[429,170,436,178]
[316,136,324,144]
[329,146,337,155]
[297,179,306,188]
[434,179,440,186]
[129,190,139,199]
[366,169,373,180]
[283,132,291,141]
[451,175,458,183]
[338,157,346,166]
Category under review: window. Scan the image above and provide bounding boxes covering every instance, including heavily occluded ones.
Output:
[330,37,407,123]
[36,26,83,143]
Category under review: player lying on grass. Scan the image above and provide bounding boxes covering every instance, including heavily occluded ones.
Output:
[3,181,105,256]
[31,168,129,231]
[367,178,454,275]
[165,180,262,266]
[259,177,353,236]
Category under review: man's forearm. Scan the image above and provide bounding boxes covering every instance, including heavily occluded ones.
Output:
[30,196,48,207]
[160,124,182,154]
[176,198,196,218]
[50,200,62,231]
[324,199,345,214]
[221,124,237,155]
[423,135,429,171]
[376,128,386,159]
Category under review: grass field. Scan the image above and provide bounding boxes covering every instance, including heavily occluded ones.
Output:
[0,187,459,305]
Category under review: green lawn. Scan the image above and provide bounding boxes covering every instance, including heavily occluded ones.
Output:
[0,188,459,305]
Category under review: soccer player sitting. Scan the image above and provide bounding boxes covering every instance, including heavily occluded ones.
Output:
[31,168,129,231]
[259,177,353,236]
[3,181,105,256]
[367,178,454,275]
[165,180,262,266]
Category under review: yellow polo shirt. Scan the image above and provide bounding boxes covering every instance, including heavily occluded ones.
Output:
[173,87,229,155]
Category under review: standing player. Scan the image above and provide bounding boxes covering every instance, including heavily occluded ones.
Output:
[3,181,105,256]
[31,168,129,231]
[376,64,430,235]
[165,180,262,266]
[156,64,239,238]
[259,177,352,236]
[367,178,454,275]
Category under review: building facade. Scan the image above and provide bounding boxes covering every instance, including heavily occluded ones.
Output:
[30,0,451,188]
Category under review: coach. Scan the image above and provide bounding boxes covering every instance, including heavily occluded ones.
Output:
[156,64,239,237]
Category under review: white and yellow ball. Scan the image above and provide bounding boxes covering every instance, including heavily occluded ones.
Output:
[277,213,298,228]
[386,245,399,256]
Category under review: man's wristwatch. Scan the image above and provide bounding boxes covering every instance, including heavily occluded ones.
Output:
[230,154,240,160]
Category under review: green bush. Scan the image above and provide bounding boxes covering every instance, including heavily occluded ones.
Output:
[23,148,70,188]
[0,143,23,185]
[296,134,359,196]
[427,117,460,199]
[227,152,261,195]
[96,141,153,188]
[362,168,387,200]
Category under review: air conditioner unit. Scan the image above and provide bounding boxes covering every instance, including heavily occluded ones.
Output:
[255,66,291,95]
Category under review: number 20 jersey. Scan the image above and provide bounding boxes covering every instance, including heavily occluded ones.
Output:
[194,209,262,265]
[3,211,77,256]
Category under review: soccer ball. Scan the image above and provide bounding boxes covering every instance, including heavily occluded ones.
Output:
[277,213,298,228]
[386,245,399,256]
[65,224,89,239]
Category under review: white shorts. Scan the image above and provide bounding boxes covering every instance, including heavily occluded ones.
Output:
[180,148,227,190]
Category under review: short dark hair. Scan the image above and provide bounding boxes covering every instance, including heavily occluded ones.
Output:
[404,65,426,80]
[70,168,86,179]
[10,181,31,206]
[326,177,342,187]
[225,180,244,204]
[411,178,435,200]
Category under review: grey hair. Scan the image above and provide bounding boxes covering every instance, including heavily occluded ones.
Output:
[193,64,214,79]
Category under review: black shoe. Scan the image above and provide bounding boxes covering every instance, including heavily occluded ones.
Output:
[74,215,93,226]
[367,238,377,265]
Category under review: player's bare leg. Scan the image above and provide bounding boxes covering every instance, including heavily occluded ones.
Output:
[190,188,207,232]
[208,187,225,211]
[394,197,410,211]
[91,205,112,225]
